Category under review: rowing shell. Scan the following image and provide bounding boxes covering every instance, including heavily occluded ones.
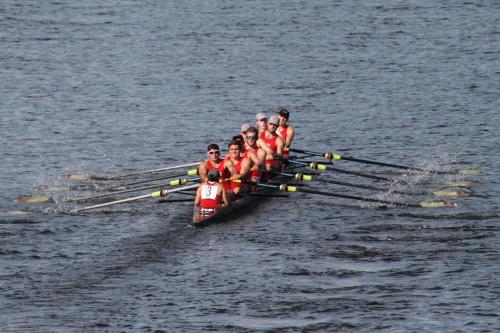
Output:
[192,168,290,227]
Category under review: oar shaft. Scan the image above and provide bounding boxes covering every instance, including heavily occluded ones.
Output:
[287,160,391,181]
[109,162,200,179]
[297,187,419,207]
[317,178,419,195]
[290,148,446,174]
[104,171,189,190]
[325,165,390,181]
[72,178,199,203]
[75,193,152,212]
[74,184,199,212]
[254,182,418,207]
[253,182,455,208]
[340,156,418,170]
[270,170,422,196]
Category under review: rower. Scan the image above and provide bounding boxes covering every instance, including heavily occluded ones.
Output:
[277,107,294,157]
[194,168,229,212]
[261,115,284,170]
[255,112,267,137]
[198,143,236,192]
[226,139,250,195]
[242,126,269,182]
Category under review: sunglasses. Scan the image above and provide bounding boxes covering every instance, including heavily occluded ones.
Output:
[245,136,257,140]
[269,123,278,127]
[208,150,220,155]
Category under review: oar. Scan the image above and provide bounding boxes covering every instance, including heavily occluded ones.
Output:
[17,170,200,204]
[286,160,393,182]
[68,177,200,204]
[269,171,470,197]
[73,184,200,213]
[100,169,199,191]
[61,161,200,181]
[254,182,457,208]
[17,175,200,205]
[290,148,480,175]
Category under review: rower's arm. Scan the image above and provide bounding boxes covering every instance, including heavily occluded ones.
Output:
[275,136,284,155]
[237,158,251,179]
[220,185,229,206]
[248,151,262,170]
[225,160,238,178]
[285,127,294,148]
[198,161,208,182]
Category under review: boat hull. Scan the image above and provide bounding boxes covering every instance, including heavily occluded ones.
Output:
[192,190,276,227]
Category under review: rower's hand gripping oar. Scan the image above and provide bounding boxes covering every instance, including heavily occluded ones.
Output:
[290,148,480,175]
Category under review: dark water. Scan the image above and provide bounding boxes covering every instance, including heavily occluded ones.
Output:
[1,1,499,332]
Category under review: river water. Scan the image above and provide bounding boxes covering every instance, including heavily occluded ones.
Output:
[1,1,499,332]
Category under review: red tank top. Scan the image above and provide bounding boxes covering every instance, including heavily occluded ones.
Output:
[227,156,246,190]
[279,125,288,141]
[262,134,278,153]
[200,181,221,209]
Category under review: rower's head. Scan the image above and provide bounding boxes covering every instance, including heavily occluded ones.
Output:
[240,122,251,134]
[278,107,289,125]
[207,143,221,160]
[255,112,267,131]
[267,115,280,133]
[207,168,220,182]
[228,139,242,158]
[232,135,244,147]
[244,127,258,144]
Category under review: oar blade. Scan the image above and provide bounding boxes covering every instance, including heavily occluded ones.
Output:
[432,187,472,197]
[456,168,481,176]
[60,174,92,181]
[419,200,457,208]
[16,195,54,204]
[446,180,480,188]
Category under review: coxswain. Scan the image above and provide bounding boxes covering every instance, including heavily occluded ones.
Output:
[226,139,250,195]
[194,168,229,212]
[277,107,294,157]
[198,143,236,192]
[261,115,284,170]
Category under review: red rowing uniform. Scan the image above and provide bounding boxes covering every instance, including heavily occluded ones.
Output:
[200,181,222,209]
[262,133,278,153]
[279,125,288,141]
[207,160,231,191]
[227,155,246,191]
[261,133,279,168]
